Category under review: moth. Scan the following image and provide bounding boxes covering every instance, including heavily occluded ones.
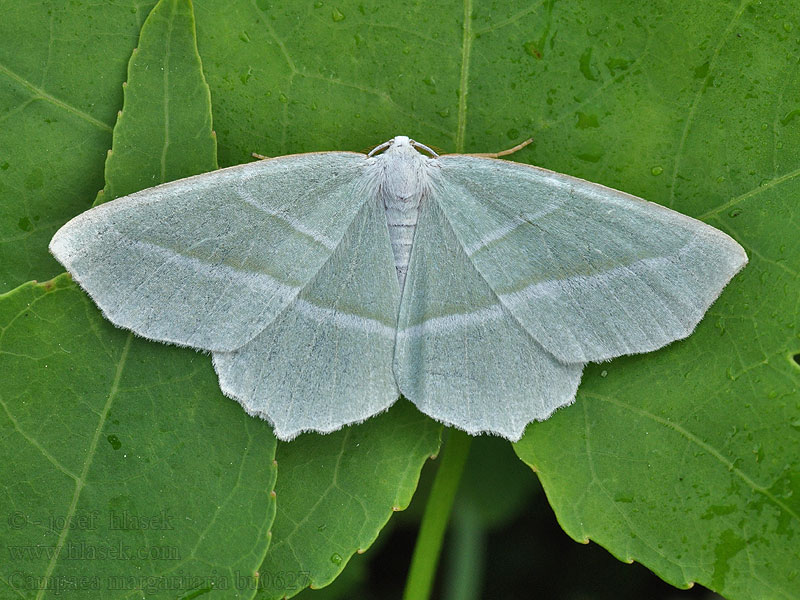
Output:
[50,136,747,440]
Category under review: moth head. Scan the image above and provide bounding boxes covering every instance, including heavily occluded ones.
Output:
[366,137,435,202]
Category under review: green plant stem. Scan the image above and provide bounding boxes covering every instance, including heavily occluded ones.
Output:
[444,503,484,600]
[403,428,472,600]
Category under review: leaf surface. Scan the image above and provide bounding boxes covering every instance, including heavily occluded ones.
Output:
[0,276,277,598]
[261,401,441,599]
[512,5,800,597]
[0,0,157,291]
[1,2,277,598]
[97,0,217,204]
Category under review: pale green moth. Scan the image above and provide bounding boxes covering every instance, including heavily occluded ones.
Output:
[49,136,748,441]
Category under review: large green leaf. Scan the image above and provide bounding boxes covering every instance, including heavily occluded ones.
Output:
[0,276,277,598]
[193,4,799,595]
[1,2,277,598]
[2,0,798,598]
[3,1,443,597]
[511,5,800,600]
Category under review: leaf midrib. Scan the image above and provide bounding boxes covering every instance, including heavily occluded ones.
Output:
[36,332,133,600]
[456,0,472,153]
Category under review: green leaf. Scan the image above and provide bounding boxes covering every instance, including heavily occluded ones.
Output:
[190,1,475,164]
[192,4,800,594]
[261,401,441,599]
[3,0,799,598]
[513,2,800,597]
[0,275,277,598]
[1,2,279,598]
[97,0,217,204]
[515,352,800,599]
[0,0,157,291]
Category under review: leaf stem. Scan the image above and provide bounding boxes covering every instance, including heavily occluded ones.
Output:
[403,428,472,600]
[444,503,485,600]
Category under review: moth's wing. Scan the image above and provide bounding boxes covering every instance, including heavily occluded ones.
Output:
[394,196,582,441]
[50,152,368,351]
[213,195,401,440]
[434,156,748,363]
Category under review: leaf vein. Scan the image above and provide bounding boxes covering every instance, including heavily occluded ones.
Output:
[668,0,751,208]
[456,0,473,152]
[588,392,800,526]
[36,332,133,600]
[0,63,112,132]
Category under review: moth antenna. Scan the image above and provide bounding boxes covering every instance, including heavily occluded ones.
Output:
[368,140,393,157]
[466,138,533,158]
[410,140,439,157]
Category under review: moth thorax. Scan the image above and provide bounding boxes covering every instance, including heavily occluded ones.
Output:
[373,144,432,290]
